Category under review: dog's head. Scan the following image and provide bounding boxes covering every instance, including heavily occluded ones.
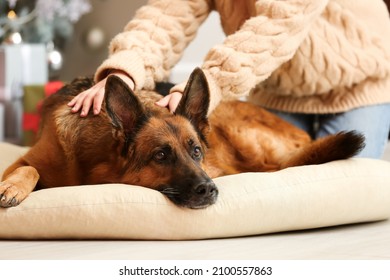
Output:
[103,68,217,209]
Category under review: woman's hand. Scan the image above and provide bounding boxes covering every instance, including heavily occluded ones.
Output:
[155,91,183,113]
[67,70,135,117]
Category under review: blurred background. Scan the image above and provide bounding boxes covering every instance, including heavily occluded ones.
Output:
[0,0,224,82]
[59,0,224,83]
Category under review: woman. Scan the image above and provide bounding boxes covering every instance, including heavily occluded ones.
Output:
[68,0,390,158]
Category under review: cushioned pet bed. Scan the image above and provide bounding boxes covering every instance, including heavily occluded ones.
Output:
[0,142,390,240]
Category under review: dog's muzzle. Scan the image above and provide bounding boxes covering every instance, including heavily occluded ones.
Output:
[159,179,218,209]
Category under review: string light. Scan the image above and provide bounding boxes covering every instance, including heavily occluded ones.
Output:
[7,10,17,20]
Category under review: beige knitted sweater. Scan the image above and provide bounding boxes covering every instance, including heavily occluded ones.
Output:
[95,0,390,114]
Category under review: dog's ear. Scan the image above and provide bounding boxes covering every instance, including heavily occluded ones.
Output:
[104,75,147,134]
[175,68,210,137]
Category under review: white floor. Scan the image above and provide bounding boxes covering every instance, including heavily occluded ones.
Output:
[1,143,390,260]
[383,141,390,160]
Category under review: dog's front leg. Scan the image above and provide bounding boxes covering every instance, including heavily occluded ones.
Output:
[0,164,39,207]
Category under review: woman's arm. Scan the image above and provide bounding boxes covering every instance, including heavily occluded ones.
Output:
[95,0,212,90]
[170,0,329,113]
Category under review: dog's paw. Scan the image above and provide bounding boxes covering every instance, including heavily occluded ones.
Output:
[0,181,26,208]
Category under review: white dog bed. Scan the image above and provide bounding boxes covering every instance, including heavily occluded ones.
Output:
[0,142,389,240]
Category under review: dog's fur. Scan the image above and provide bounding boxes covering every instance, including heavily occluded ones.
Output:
[0,68,365,209]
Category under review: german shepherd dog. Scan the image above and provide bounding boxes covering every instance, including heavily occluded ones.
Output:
[0,68,365,209]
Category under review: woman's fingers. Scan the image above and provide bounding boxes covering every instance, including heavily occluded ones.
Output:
[155,94,170,107]
[92,87,105,115]
[67,78,106,117]
[67,71,135,117]
[156,91,183,113]
[168,91,183,113]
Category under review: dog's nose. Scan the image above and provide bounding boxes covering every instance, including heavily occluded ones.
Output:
[194,181,217,197]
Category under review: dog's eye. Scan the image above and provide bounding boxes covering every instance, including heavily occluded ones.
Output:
[154,151,167,162]
[192,146,202,160]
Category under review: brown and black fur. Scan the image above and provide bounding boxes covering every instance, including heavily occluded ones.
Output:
[0,68,365,209]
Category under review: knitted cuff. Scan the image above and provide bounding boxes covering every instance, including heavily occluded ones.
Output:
[94,50,146,91]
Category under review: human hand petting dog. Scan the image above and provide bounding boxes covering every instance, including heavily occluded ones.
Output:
[68,70,183,116]
[155,91,183,113]
[68,70,135,117]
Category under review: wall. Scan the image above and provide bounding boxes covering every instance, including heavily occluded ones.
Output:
[59,0,146,81]
[58,0,225,83]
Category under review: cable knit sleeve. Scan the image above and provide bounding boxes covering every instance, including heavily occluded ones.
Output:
[260,1,390,99]
[196,0,329,113]
[95,0,211,90]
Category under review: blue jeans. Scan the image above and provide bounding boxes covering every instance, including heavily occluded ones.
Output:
[270,104,390,159]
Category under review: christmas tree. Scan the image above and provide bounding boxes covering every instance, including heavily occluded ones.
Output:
[0,0,91,46]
